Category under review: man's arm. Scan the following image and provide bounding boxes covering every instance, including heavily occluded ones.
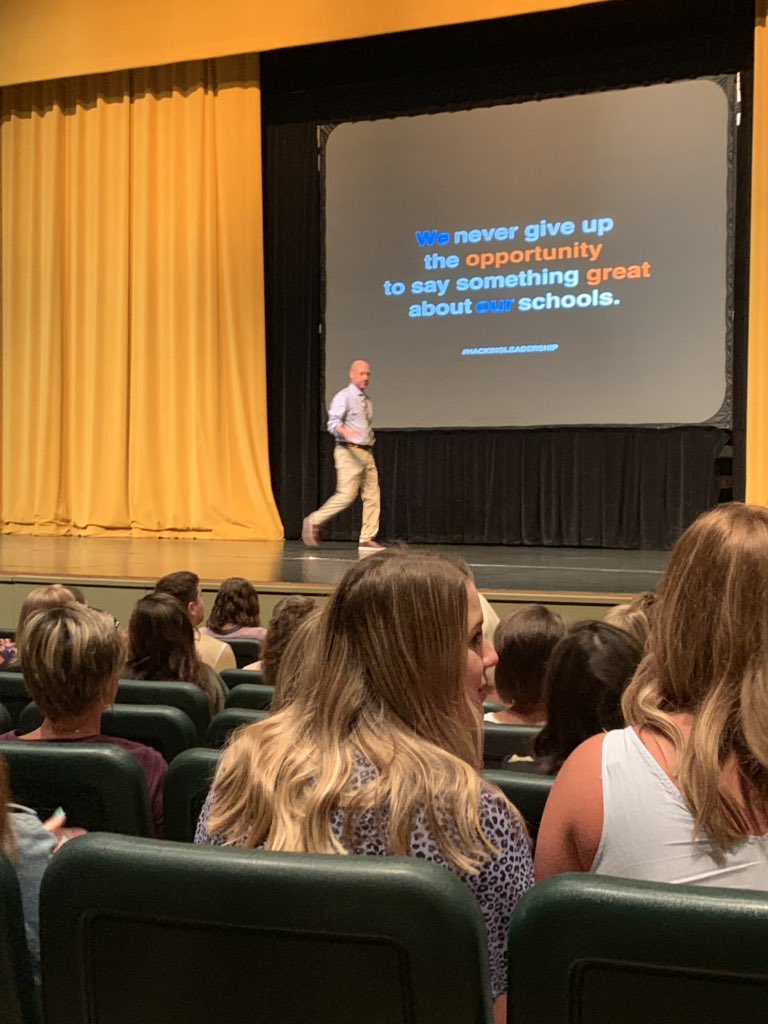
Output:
[327,389,353,441]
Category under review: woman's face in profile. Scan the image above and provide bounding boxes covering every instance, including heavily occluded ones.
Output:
[464,582,498,710]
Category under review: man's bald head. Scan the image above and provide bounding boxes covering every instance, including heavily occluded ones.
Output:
[349,361,371,390]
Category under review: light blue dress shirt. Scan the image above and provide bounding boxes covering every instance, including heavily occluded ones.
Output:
[327,383,374,445]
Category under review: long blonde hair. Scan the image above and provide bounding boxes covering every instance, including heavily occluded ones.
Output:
[622,502,768,849]
[207,550,504,873]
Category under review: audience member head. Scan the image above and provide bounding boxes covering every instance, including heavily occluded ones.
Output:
[205,577,261,633]
[534,620,642,775]
[603,592,655,651]
[493,605,566,714]
[623,503,768,847]
[58,584,86,604]
[277,550,494,751]
[208,550,503,870]
[261,596,317,686]
[16,584,80,639]
[154,571,203,626]
[126,593,201,683]
[19,604,125,721]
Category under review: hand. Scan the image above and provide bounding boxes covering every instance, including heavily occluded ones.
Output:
[43,809,86,850]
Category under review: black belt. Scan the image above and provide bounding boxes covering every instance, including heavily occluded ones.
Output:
[339,443,373,451]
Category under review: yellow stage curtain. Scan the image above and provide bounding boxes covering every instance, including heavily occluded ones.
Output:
[0,1,609,88]
[747,1,768,504]
[0,55,284,540]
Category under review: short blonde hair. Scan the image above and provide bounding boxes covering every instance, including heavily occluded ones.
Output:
[603,592,654,651]
[19,605,125,720]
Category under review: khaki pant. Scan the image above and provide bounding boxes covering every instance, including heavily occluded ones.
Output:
[310,446,380,542]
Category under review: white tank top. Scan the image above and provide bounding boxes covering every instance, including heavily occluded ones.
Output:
[593,727,768,887]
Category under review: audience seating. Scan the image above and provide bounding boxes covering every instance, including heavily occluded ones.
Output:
[0,851,41,1024]
[482,723,541,770]
[40,833,494,1024]
[221,638,262,669]
[482,769,553,843]
[116,679,210,744]
[163,748,221,841]
[206,708,269,749]
[17,703,196,764]
[482,701,503,714]
[220,667,264,689]
[224,683,274,711]
[508,873,768,1024]
[0,674,30,726]
[0,742,153,836]
[0,703,11,734]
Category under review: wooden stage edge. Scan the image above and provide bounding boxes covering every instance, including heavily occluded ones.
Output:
[0,534,667,626]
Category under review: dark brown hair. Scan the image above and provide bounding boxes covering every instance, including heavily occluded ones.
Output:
[262,596,317,686]
[206,578,261,632]
[493,605,566,707]
[534,620,641,775]
[125,593,220,709]
[155,571,200,607]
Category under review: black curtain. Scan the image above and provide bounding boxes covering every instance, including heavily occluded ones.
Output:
[263,0,753,549]
[315,428,724,549]
[263,121,322,531]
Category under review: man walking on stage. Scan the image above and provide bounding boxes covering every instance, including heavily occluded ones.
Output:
[302,359,384,550]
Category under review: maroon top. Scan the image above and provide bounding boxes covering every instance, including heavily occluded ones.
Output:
[0,731,167,837]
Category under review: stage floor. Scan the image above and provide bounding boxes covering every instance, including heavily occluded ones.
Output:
[0,534,667,603]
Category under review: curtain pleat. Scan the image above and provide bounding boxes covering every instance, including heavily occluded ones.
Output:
[0,56,283,539]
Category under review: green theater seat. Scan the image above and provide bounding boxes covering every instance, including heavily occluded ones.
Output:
[163,747,221,842]
[482,769,552,844]
[220,667,265,689]
[224,683,274,711]
[0,674,30,727]
[117,679,211,744]
[0,741,153,836]
[206,708,269,749]
[508,873,768,1024]
[482,723,541,769]
[17,703,197,764]
[41,833,494,1024]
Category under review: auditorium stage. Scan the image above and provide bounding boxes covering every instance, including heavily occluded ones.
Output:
[0,534,668,626]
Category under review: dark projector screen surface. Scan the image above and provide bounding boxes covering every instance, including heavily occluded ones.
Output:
[323,79,731,428]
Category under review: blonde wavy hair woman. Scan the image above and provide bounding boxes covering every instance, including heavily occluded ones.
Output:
[196,550,533,1022]
[536,502,768,886]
